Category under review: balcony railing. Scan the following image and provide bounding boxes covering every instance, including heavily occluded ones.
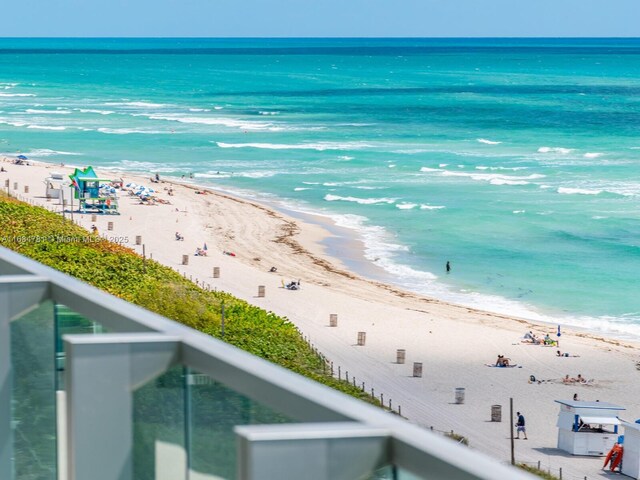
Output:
[0,245,534,480]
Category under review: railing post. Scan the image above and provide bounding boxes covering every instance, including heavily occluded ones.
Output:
[235,423,390,480]
[64,333,180,480]
[0,276,50,480]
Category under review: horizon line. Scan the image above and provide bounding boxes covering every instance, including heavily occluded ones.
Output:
[1,36,640,40]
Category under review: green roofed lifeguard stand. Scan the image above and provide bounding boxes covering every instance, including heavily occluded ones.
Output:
[69,166,120,215]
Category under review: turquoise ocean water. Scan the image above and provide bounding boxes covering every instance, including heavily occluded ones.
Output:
[1,38,640,336]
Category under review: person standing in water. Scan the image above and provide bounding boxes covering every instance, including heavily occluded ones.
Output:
[446,261,451,273]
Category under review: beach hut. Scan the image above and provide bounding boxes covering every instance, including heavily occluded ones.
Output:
[555,400,624,456]
[621,420,640,479]
[44,171,71,200]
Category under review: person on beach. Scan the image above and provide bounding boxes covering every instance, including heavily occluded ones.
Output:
[155,173,160,182]
[516,412,528,439]
[175,232,184,241]
[446,261,451,273]
[495,355,510,367]
[573,393,579,401]
[557,350,580,358]
[91,224,98,235]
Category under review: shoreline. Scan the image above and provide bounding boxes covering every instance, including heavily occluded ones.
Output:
[3,156,640,478]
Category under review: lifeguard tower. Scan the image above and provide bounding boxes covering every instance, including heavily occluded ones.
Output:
[69,166,119,215]
[555,400,624,456]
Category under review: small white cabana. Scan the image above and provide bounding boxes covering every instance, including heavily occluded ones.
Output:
[622,420,640,479]
[555,400,624,456]
[44,172,67,200]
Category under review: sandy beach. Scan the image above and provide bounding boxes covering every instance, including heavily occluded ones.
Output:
[3,156,639,478]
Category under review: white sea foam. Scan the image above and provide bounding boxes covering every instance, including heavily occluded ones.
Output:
[0,120,27,127]
[105,101,167,108]
[26,125,66,130]
[513,210,526,214]
[388,164,396,168]
[537,146,573,154]
[490,179,530,186]
[338,156,354,160]
[584,152,603,158]
[0,93,36,97]
[237,171,278,179]
[354,186,385,190]
[76,108,115,115]
[189,108,211,112]
[302,181,321,185]
[148,114,271,130]
[259,111,279,115]
[26,149,81,157]
[294,187,310,191]
[25,109,71,115]
[441,171,544,184]
[419,167,442,173]
[396,202,418,210]
[439,163,448,167]
[216,141,373,151]
[557,187,602,195]
[97,127,167,135]
[419,204,445,210]
[194,172,231,179]
[477,138,502,145]
[324,194,397,205]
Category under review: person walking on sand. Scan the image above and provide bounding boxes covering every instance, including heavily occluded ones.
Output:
[516,412,528,439]
[446,261,451,273]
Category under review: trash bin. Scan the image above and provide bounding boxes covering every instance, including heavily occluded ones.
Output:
[455,387,466,404]
[491,405,502,422]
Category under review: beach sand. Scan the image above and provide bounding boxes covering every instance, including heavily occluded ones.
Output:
[3,157,639,478]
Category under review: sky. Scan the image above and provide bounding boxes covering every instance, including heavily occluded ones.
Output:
[2,0,640,38]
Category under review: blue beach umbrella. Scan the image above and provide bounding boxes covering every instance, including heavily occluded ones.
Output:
[17,155,28,160]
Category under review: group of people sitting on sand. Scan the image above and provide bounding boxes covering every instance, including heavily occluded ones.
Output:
[563,374,592,384]
[522,331,557,346]
[194,247,208,257]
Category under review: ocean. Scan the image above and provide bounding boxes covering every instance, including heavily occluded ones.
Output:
[1,38,640,337]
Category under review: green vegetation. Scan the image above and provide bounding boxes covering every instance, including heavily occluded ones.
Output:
[518,464,560,480]
[0,193,379,405]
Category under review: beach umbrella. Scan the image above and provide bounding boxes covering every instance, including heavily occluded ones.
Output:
[17,155,28,160]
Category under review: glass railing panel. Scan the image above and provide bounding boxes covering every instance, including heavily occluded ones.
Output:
[133,365,186,480]
[53,304,108,390]
[370,466,424,479]
[187,368,295,480]
[10,300,56,480]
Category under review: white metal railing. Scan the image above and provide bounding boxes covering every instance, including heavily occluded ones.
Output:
[0,245,536,480]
